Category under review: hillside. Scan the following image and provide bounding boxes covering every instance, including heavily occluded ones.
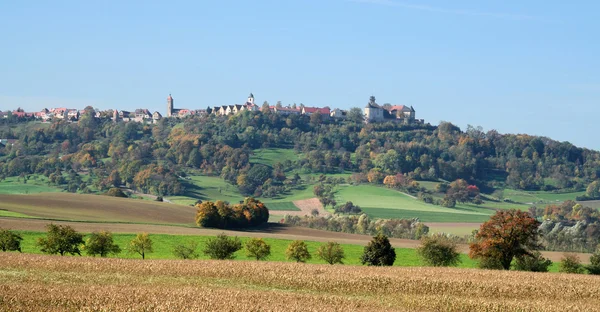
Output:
[1,111,599,230]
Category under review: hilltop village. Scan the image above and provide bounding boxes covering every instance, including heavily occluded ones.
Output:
[0,94,423,125]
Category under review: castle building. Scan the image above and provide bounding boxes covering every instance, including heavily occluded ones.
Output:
[364,96,420,124]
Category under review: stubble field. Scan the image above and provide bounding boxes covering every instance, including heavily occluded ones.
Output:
[1,253,599,311]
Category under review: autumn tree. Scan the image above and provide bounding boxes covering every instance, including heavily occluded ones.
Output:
[37,224,85,256]
[128,233,153,259]
[286,240,311,263]
[469,209,542,270]
[360,234,396,266]
[0,228,23,252]
[245,238,271,260]
[316,242,345,265]
[559,253,585,274]
[85,231,121,257]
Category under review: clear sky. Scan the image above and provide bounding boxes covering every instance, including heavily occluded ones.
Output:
[1,0,598,150]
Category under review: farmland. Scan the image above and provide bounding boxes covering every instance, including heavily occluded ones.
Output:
[1,253,599,311]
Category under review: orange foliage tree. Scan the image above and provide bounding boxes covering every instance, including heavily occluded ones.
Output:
[195,197,269,229]
[469,209,541,270]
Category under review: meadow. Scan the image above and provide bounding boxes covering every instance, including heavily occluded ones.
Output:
[1,252,598,311]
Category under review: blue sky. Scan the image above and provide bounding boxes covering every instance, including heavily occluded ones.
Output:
[1,0,598,150]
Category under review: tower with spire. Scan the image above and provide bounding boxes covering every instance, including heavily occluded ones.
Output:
[166,94,174,117]
[247,93,254,105]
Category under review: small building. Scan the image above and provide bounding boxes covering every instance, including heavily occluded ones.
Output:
[330,108,347,119]
[302,106,331,116]
[152,111,162,122]
[274,106,301,115]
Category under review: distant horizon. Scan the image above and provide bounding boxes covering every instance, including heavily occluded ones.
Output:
[1,1,598,150]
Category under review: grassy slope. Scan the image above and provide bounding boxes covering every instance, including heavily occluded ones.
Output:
[0,176,64,195]
[250,148,300,167]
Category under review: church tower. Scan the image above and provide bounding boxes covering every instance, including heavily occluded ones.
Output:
[167,94,174,117]
[247,93,254,105]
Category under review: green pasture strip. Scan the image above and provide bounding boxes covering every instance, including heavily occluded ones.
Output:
[361,207,492,223]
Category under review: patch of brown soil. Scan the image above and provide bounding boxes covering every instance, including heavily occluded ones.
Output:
[270,198,330,217]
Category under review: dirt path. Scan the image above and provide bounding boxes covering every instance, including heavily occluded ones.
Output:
[0,217,589,263]
[270,198,330,217]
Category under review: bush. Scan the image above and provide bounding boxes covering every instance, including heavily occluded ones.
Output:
[85,231,121,257]
[0,228,23,252]
[316,242,345,265]
[203,234,242,260]
[245,238,271,261]
[586,249,600,275]
[360,234,396,266]
[286,240,311,263]
[173,241,199,259]
[478,257,504,270]
[416,235,461,267]
[105,188,128,198]
[334,201,362,214]
[37,224,84,256]
[559,253,585,274]
[513,251,552,272]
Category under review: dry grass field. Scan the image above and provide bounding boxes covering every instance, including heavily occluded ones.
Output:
[1,253,599,311]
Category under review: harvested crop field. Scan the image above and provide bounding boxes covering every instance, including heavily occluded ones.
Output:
[1,253,599,311]
[0,193,196,225]
[269,198,330,217]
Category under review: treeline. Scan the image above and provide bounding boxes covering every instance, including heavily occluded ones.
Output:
[282,214,429,240]
[195,198,269,229]
[2,102,600,197]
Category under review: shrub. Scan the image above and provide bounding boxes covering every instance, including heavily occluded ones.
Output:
[478,257,504,270]
[316,242,345,265]
[105,188,128,198]
[245,238,271,261]
[203,234,242,260]
[559,253,585,274]
[37,224,84,256]
[513,251,552,272]
[286,240,311,263]
[173,241,199,259]
[417,235,461,267]
[128,233,153,259]
[587,249,600,275]
[0,228,23,252]
[360,234,396,266]
[85,231,121,257]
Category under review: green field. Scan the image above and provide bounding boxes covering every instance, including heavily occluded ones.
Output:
[264,202,300,211]
[250,148,300,167]
[11,230,474,267]
[503,189,585,204]
[0,176,64,195]
[9,230,569,272]
[167,175,246,205]
[335,184,493,222]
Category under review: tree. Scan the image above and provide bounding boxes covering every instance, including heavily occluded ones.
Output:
[37,224,84,256]
[586,248,600,275]
[469,210,542,270]
[416,235,461,267]
[128,233,153,259]
[513,251,552,272]
[316,242,345,265]
[203,234,242,260]
[245,238,271,260]
[0,228,23,252]
[586,180,600,199]
[286,240,311,263]
[360,234,396,266]
[85,231,121,257]
[559,253,585,274]
[173,241,199,259]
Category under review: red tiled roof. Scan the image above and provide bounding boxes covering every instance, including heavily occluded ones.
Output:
[303,107,331,115]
